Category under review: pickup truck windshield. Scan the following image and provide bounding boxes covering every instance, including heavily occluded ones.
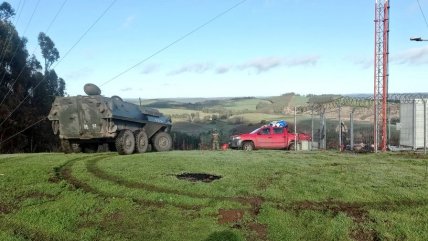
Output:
[250,128,261,134]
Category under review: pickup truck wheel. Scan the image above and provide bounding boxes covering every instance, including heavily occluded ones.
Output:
[242,141,254,151]
[288,143,295,151]
[135,129,149,153]
[152,132,172,152]
[115,129,135,155]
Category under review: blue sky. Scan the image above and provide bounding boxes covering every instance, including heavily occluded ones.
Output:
[9,0,428,98]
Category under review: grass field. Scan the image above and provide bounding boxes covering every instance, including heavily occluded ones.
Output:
[1,151,428,241]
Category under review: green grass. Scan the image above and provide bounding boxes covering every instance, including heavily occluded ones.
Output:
[1,151,428,240]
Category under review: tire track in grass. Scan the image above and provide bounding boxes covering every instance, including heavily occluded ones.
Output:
[52,154,204,211]
[0,155,101,241]
[86,156,268,240]
[0,219,79,241]
[85,157,211,199]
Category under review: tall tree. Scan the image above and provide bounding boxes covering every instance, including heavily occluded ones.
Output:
[0,2,14,21]
[0,2,66,153]
[38,32,59,72]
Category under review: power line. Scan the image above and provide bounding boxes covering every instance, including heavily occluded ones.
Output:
[0,0,243,145]
[0,0,25,76]
[100,0,248,87]
[0,0,117,128]
[45,0,68,33]
[0,0,41,90]
[416,0,428,31]
[0,0,68,107]
[0,117,45,146]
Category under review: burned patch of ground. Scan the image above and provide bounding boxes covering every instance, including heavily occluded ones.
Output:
[176,173,222,183]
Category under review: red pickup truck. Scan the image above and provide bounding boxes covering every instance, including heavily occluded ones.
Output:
[229,125,311,151]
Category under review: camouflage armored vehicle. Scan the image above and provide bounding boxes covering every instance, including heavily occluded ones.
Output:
[48,83,172,155]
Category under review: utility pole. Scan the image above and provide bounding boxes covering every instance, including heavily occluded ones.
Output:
[374,0,390,152]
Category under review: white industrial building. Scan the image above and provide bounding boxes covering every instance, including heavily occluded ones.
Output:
[398,99,427,149]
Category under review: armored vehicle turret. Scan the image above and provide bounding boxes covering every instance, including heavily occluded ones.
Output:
[48,83,172,155]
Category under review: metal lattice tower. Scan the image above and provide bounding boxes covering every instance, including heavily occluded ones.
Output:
[374,0,390,152]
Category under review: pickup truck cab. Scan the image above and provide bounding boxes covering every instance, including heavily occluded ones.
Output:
[229,125,311,151]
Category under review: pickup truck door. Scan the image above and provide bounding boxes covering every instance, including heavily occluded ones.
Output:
[256,127,274,148]
[271,127,288,149]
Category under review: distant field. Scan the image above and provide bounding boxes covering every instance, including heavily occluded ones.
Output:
[158,108,215,117]
[218,98,271,112]
[1,152,428,241]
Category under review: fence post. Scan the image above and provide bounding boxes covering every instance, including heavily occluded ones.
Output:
[350,111,354,151]
[424,99,427,155]
[319,111,322,149]
[388,105,391,147]
[323,113,327,149]
[294,106,297,151]
[311,108,314,151]
[338,104,342,151]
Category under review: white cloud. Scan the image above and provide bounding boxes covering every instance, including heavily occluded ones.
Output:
[239,56,283,73]
[392,46,428,65]
[215,65,233,74]
[122,15,136,29]
[141,63,160,74]
[168,62,213,75]
[283,55,320,67]
[120,87,132,92]
[238,55,320,73]
[166,55,320,76]
[346,56,373,69]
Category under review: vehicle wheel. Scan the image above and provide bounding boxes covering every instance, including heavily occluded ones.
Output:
[288,142,295,151]
[242,141,254,151]
[97,143,110,152]
[70,142,82,153]
[134,129,149,153]
[152,132,172,152]
[115,129,135,155]
[61,139,71,154]
[82,144,97,153]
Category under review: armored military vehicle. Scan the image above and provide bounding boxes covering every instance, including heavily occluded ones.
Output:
[48,83,172,155]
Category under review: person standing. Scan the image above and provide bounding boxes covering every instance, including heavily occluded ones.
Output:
[211,129,220,150]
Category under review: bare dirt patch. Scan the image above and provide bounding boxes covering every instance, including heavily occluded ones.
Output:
[248,223,268,241]
[176,173,222,183]
[234,196,264,216]
[218,209,245,224]
[219,196,267,241]
[0,202,15,214]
